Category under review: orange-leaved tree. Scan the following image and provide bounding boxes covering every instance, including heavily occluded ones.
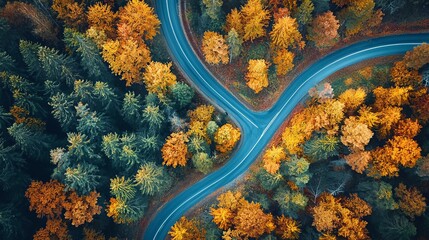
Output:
[245,59,269,93]
[161,131,189,167]
[394,118,421,138]
[307,11,340,48]
[262,146,287,174]
[273,48,295,76]
[143,62,177,98]
[275,215,301,239]
[117,0,160,41]
[33,218,70,240]
[202,31,229,65]
[370,136,421,178]
[340,117,373,152]
[225,9,243,37]
[395,183,426,219]
[403,43,429,70]
[214,123,241,153]
[62,191,102,227]
[210,207,233,230]
[391,61,422,87]
[52,0,86,29]
[25,180,67,219]
[344,151,371,174]
[338,88,366,113]
[87,2,117,38]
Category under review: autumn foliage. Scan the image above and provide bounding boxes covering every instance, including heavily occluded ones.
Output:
[312,194,372,239]
[245,59,269,93]
[25,180,67,219]
[214,123,241,153]
[209,191,276,239]
[202,31,229,64]
[395,183,426,219]
[308,11,340,48]
[162,132,189,167]
[143,62,177,97]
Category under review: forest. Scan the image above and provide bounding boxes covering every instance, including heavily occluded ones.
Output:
[169,44,429,239]
[187,0,429,108]
[0,0,241,239]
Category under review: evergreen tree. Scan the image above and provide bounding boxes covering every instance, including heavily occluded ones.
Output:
[170,82,195,109]
[226,29,242,62]
[135,162,172,196]
[142,104,165,133]
[19,40,44,80]
[49,92,76,131]
[0,51,14,72]
[0,107,11,129]
[256,169,283,191]
[0,139,26,190]
[0,204,21,239]
[107,194,147,224]
[63,28,106,78]
[37,45,79,86]
[379,214,416,240]
[303,134,339,162]
[75,102,111,140]
[188,136,210,154]
[273,187,308,218]
[110,176,136,201]
[280,155,311,188]
[140,132,161,155]
[93,81,119,112]
[122,91,143,128]
[73,80,95,105]
[64,162,101,195]
[293,0,314,26]
[67,132,100,162]
[7,123,53,160]
[118,133,145,172]
[206,120,219,139]
[192,152,213,174]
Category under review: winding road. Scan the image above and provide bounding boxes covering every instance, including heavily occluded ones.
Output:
[143,0,429,239]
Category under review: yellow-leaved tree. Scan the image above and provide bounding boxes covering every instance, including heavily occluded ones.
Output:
[341,117,373,152]
[143,62,177,97]
[270,16,303,50]
[262,146,287,174]
[214,123,241,153]
[241,0,270,41]
[225,9,243,36]
[245,59,269,93]
[202,31,229,64]
[102,39,151,86]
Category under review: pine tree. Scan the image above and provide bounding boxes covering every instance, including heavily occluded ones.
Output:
[106,195,147,223]
[202,0,223,20]
[64,28,107,78]
[135,162,172,196]
[110,176,136,201]
[67,132,100,162]
[188,136,210,154]
[142,104,165,133]
[64,163,101,195]
[192,152,213,174]
[49,92,76,131]
[294,0,314,26]
[122,92,143,128]
[93,81,119,112]
[226,29,242,62]
[170,82,195,109]
[19,40,44,80]
[75,102,111,140]
[7,123,53,160]
[0,51,14,72]
[280,155,311,188]
[37,45,79,86]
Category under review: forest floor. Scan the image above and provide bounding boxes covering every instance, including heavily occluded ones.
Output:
[182,0,429,111]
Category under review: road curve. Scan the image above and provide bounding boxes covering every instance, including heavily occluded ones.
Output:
[143,0,429,239]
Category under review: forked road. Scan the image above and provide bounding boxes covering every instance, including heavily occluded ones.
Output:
[144,0,429,239]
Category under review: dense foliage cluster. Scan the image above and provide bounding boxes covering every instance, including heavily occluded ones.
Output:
[170,44,429,239]
[0,0,241,238]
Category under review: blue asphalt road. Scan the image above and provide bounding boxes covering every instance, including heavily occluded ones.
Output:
[143,0,429,239]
